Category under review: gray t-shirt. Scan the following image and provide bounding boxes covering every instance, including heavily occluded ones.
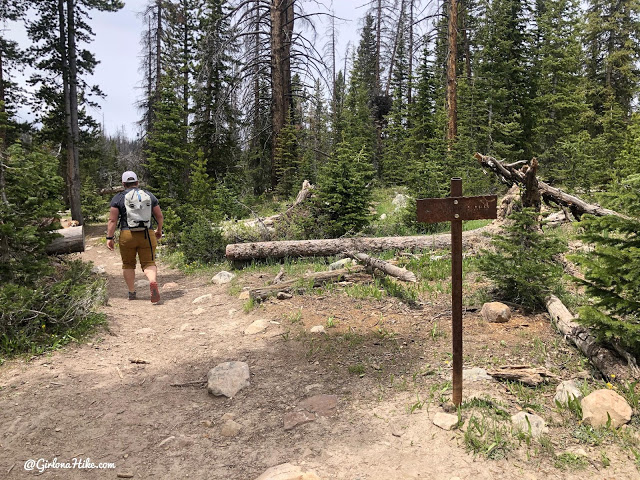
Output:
[110,188,159,230]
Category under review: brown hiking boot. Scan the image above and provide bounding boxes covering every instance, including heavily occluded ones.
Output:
[150,282,160,304]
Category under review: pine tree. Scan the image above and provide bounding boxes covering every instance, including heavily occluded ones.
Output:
[574,177,640,356]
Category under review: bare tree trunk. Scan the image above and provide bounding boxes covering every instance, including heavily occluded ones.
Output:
[375,0,382,90]
[58,1,73,216]
[461,0,472,80]
[182,0,189,133]
[156,0,163,99]
[67,0,83,224]
[408,0,414,105]
[447,0,458,145]
[385,0,406,96]
[521,157,541,211]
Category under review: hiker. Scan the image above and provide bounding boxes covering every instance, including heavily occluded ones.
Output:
[106,171,164,303]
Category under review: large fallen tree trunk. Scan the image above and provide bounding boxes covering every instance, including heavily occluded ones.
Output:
[545,295,637,381]
[346,251,417,282]
[250,266,366,301]
[46,225,85,254]
[475,153,627,219]
[227,226,493,262]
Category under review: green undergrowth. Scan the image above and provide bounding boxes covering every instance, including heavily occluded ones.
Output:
[0,260,107,362]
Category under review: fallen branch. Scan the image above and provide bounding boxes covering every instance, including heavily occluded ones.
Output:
[487,365,559,387]
[250,266,366,301]
[546,295,635,381]
[475,153,627,219]
[170,380,207,388]
[345,251,416,282]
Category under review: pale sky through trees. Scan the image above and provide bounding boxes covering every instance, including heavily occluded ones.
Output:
[7,1,370,139]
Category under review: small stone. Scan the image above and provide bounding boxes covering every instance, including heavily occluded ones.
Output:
[158,435,175,447]
[392,193,409,209]
[220,419,242,437]
[191,308,206,316]
[299,394,338,417]
[305,384,323,393]
[565,447,588,457]
[212,271,235,285]
[379,213,387,220]
[391,427,405,437]
[329,258,354,271]
[244,319,269,335]
[135,279,150,289]
[91,265,106,275]
[135,328,155,335]
[221,412,236,422]
[511,412,548,438]
[283,410,316,430]
[207,361,250,398]
[433,412,459,431]
[554,379,583,406]
[310,325,325,334]
[277,292,293,300]
[116,474,135,479]
[238,291,250,300]
[202,420,212,428]
[463,367,492,382]
[193,294,213,304]
[581,389,632,428]
[255,463,321,480]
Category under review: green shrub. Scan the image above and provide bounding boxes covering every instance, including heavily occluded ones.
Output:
[81,176,108,223]
[478,207,567,310]
[180,212,227,265]
[0,260,107,359]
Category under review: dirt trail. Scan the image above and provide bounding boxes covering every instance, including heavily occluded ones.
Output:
[0,229,636,479]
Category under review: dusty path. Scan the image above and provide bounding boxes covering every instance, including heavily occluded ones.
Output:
[0,229,636,479]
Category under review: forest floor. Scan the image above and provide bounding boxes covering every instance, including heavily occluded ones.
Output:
[1,225,639,479]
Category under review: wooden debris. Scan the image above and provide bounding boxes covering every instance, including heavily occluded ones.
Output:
[129,358,150,364]
[169,380,207,388]
[345,251,416,282]
[273,267,285,284]
[45,225,85,254]
[475,153,627,219]
[249,266,366,301]
[488,365,558,387]
[546,295,635,380]
[226,226,494,262]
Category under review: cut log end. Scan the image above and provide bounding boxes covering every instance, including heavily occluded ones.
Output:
[46,225,85,254]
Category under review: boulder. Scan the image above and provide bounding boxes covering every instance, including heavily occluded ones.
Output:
[255,463,320,480]
[481,302,511,323]
[212,271,235,285]
[392,193,409,210]
[511,412,548,438]
[207,361,250,398]
[581,389,632,428]
[554,380,583,406]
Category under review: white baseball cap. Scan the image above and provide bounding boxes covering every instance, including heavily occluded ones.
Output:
[122,171,138,183]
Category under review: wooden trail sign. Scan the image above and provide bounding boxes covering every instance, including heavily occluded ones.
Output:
[416,178,497,405]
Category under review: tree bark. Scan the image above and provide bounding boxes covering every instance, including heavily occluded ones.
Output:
[66,0,83,225]
[249,266,366,301]
[345,251,416,282]
[226,226,493,262]
[487,365,558,387]
[545,295,636,381]
[521,157,541,211]
[447,0,458,144]
[475,153,627,219]
[46,225,85,254]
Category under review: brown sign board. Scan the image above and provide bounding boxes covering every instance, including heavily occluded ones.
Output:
[416,195,498,224]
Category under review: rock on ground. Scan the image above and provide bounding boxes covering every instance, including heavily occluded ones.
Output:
[299,394,338,417]
[392,193,409,210]
[581,389,632,428]
[212,271,235,284]
[193,293,213,304]
[463,367,492,382]
[255,463,321,480]
[244,319,269,335]
[433,412,459,431]
[283,410,316,430]
[554,379,583,406]
[220,419,242,437]
[207,361,250,398]
[511,412,548,438]
[481,302,511,323]
[310,325,325,334]
[329,258,354,271]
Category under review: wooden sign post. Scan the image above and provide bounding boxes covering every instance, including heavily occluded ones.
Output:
[416,178,497,405]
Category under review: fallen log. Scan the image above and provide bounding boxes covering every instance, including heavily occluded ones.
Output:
[487,365,558,387]
[345,251,416,282]
[475,153,627,219]
[226,226,493,262]
[545,295,636,381]
[249,266,366,301]
[243,180,315,230]
[46,225,85,254]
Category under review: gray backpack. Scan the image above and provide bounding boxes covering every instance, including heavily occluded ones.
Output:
[124,188,152,230]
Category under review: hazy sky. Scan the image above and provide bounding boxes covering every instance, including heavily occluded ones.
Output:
[8,1,373,139]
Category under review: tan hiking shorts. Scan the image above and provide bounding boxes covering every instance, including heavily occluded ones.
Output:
[119,229,157,270]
